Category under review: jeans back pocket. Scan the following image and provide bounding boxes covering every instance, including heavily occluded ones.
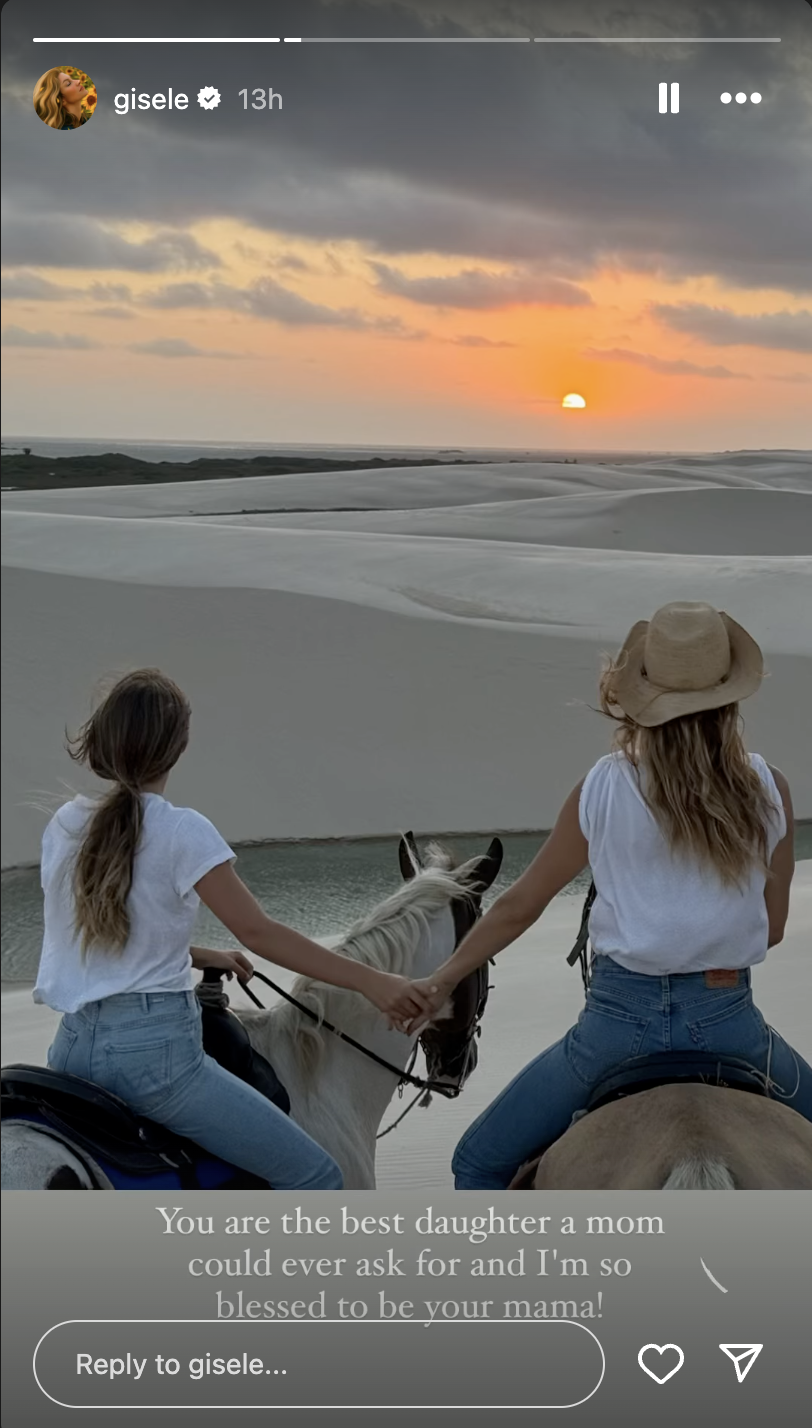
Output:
[567,992,650,1088]
[685,992,769,1061]
[101,1039,173,1114]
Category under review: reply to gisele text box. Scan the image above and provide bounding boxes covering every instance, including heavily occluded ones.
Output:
[35,1319,605,1409]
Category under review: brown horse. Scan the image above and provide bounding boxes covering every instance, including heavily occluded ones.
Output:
[509,1085,812,1190]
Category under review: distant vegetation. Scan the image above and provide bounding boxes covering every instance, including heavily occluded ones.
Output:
[1,452,480,492]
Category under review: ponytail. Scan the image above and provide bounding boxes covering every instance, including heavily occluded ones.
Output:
[73,783,144,953]
[66,668,191,954]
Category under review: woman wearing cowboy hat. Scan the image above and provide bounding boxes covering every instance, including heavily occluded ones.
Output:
[398,601,812,1189]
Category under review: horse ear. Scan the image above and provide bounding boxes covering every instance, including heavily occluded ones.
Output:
[471,837,504,892]
[398,833,420,881]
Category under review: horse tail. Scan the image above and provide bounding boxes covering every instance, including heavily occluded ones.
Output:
[662,1154,736,1189]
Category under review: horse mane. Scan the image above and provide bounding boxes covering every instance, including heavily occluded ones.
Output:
[262,847,480,1080]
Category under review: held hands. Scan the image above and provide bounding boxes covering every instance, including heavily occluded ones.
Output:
[401,975,458,1035]
[362,969,441,1032]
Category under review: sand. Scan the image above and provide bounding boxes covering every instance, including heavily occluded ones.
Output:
[2,450,811,867]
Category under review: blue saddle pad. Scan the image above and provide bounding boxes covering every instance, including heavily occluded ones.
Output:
[1,1065,269,1189]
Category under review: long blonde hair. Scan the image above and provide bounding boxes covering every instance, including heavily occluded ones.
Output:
[33,68,76,128]
[599,659,776,886]
[67,671,191,952]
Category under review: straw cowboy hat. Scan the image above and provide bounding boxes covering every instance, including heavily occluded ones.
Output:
[611,602,764,727]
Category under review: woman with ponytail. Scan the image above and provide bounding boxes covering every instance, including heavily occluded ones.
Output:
[36,670,432,1189]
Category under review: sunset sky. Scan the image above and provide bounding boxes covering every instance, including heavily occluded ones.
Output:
[2,0,810,450]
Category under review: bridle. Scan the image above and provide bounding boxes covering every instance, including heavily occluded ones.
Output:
[229,885,493,1140]
[237,965,482,1098]
[567,880,598,992]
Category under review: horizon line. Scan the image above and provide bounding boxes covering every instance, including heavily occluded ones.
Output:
[3,438,804,457]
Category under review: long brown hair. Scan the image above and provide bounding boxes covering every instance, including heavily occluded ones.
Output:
[33,69,75,128]
[67,671,191,952]
[599,660,776,886]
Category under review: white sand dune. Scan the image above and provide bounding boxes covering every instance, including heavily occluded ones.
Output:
[3,450,809,521]
[185,488,811,558]
[2,451,811,866]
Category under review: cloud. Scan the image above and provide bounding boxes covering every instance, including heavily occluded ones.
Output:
[274,253,312,273]
[141,276,425,335]
[0,274,135,308]
[1,325,99,349]
[3,1,809,297]
[371,262,592,309]
[0,217,221,272]
[86,282,134,303]
[237,277,371,327]
[450,334,517,348]
[583,346,750,379]
[89,306,136,320]
[0,271,79,301]
[128,338,243,359]
[651,304,812,354]
[141,277,359,325]
[770,371,812,384]
[140,281,217,309]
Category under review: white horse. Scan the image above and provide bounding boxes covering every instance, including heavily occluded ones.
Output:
[1,834,503,1190]
[237,835,501,1187]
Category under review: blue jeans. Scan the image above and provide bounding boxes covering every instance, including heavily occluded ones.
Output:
[47,991,343,1190]
[453,956,812,1189]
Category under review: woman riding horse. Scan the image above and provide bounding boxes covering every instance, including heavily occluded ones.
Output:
[394,602,812,1189]
[36,670,432,1191]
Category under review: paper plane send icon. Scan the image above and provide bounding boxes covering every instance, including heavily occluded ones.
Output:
[719,1344,763,1383]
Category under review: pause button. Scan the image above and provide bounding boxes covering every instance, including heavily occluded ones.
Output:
[659,82,679,114]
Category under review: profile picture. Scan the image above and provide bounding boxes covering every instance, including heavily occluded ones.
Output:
[33,66,97,130]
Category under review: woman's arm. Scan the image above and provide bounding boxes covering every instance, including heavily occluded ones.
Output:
[406,781,589,1022]
[194,863,433,1024]
[765,766,794,948]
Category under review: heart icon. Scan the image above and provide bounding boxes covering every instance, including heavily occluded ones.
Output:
[637,1343,685,1384]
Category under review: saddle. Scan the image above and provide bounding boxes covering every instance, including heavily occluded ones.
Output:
[585,1051,769,1113]
[197,968,291,1114]
[1,975,291,1189]
[1,1064,270,1189]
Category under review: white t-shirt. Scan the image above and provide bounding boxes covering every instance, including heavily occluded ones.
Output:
[34,793,235,1013]
[578,752,786,975]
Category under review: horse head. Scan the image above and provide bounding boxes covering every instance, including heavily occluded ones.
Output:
[397,832,504,1093]
[258,832,503,1088]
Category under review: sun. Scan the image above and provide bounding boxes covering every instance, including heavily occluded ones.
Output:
[562,393,587,409]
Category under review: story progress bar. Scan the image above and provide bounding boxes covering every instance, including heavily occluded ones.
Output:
[33,37,782,44]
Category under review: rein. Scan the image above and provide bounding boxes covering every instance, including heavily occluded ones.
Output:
[216,841,504,1143]
[237,968,471,1103]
